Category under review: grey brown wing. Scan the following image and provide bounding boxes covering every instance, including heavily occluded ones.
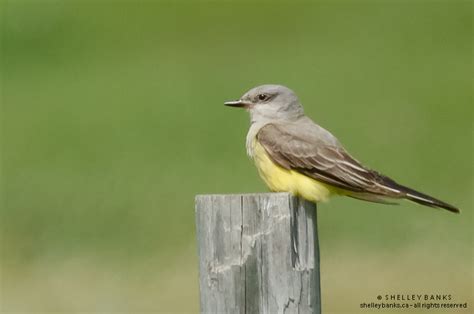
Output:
[256,123,400,196]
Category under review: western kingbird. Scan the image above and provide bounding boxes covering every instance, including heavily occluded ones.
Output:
[225,84,459,213]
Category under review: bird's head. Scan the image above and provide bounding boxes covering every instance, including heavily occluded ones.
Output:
[225,84,304,123]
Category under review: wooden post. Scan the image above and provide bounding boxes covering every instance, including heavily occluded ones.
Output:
[195,193,321,314]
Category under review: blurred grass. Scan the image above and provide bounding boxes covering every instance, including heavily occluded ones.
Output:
[1,1,472,313]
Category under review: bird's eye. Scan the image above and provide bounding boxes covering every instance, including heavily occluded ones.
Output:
[258,94,268,101]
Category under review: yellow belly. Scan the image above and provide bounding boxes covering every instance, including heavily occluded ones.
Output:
[252,140,339,203]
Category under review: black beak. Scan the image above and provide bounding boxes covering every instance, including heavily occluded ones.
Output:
[224,100,250,108]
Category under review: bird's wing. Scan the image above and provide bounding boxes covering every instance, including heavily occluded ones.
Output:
[256,121,460,213]
[256,122,399,195]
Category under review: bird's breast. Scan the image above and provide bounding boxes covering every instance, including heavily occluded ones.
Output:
[251,139,336,203]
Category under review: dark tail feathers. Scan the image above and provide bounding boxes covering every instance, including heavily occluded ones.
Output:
[398,184,460,214]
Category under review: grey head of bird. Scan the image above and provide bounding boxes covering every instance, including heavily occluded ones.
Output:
[225,84,304,123]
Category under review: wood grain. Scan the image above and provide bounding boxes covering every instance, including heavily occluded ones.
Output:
[195,193,321,314]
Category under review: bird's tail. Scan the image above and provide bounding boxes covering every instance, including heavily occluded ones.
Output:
[395,184,460,214]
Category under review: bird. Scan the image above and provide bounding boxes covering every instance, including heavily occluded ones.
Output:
[224,84,459,213]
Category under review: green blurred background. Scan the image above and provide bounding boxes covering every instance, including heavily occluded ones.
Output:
[1,1,472,313]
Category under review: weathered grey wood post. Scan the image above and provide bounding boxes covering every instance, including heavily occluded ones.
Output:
[195,193,321,314]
